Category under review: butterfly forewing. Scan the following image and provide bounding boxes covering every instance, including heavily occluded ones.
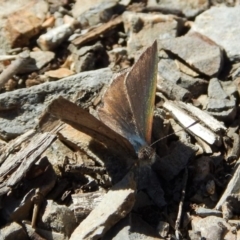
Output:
[98,41,158,154]
[125,41,158,146]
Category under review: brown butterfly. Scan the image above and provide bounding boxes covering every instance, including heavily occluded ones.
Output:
[39,40,165,207]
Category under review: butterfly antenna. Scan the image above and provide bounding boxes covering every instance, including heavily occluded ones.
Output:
[150,120,200,147]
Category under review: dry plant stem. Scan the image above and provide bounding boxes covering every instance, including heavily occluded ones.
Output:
[175,168,188,240]
[31,188,43,228]
[0,50,30,88]
[178,101,227,134]
[163,100,221,146]
[72,16,122,47]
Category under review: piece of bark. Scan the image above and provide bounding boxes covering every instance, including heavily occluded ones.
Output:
[71,16,123,47]
[0,50,31,88]
[41,97,134,157]
[157,77,192,102]
[0,132,55,188]
[178,101,227,134]
[6,133,55,187]
[1,163,56,223]
[163,100,222,146]
[70,171,136,240]
[194,136,212,154]
[71,191,106,221]
[0,129,36,166]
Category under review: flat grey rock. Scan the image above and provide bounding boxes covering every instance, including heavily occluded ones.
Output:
[192,5,240,61]
[0,222,28,240]
[159,32,223,77]
[122,11,184,57]
[208,78,228,99]
[76,0,124,28]
[148,0,209,18]
[158,56,208,97]
[0,68,113,140]
[39,200,77,237]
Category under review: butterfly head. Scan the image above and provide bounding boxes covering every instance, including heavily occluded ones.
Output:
[137,145,156,165]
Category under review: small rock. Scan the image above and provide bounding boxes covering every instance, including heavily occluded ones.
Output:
[192,5,240,61]
[0,222,28,240]
[148,0,209,18]
[206,97,237,122]
[41,16,55,28]
[45,68,75,79]
[70,42,109,72]
[75,0,124,29]
[103,213,161,240]
[157,221,169,238]
[195,207,222,218]
[23,221,67,240]
[158,57,208,97]
[207,78,237,122]
[5,0,48,48]
[191,216,228,240]
[159,32,223,77]
[208,78,228,99]
[37,22,77,51]
[72,0,109,18]
[123,11,184,56]
[39,200,77,237]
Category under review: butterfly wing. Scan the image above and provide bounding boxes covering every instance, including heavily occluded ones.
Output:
[98,41,158,153]
[40,96,135,156]
[125,41,158,145]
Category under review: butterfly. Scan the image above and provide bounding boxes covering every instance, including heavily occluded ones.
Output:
[39,40,165,205]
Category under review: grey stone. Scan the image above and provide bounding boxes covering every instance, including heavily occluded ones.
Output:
[0,68,113,140]
[158,57,208,97]
[157,221,169,238]
[72,0,111,18]
[221,81,238,99]
[17,51,55,74]
[76,0,124,29]
[195,207,222,217]
[122,11,184,57]
[148,0,209,18]
[191,216,228,240]
[0,222,28,240]
[208,78,228,99]
[206,78,237,121]
[39,200,77,237]
[70,42,108,72]
[0,0,48,52]
[103,213,161,240]
[159,32,223,77]
[192,5,240,61]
